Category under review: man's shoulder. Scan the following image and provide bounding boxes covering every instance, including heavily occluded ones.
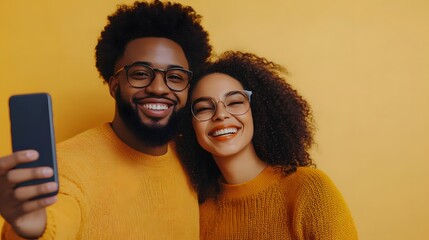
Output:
[57,123,109,148]
[54,123,114,175]
[56,123,113,158]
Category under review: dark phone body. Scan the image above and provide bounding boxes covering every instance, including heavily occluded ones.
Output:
[9,93,59,199]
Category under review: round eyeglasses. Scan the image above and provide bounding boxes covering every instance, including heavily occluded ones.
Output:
[191,90,252,121]
[114,62,193,92]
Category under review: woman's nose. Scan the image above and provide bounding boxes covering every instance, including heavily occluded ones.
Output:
[211,101,230,121]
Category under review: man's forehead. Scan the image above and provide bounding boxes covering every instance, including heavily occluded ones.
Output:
[120,37,188,67]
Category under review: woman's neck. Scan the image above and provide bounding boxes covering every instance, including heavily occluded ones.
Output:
[213,144,267,185]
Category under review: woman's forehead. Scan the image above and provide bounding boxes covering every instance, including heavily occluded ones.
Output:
[192,73,244,99]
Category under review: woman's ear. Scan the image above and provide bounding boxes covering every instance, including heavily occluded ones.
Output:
[108,76,118,98]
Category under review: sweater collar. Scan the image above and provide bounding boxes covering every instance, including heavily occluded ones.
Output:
[100,122,174,166]
[218,166,280,199]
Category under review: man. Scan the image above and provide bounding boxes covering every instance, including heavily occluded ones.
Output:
[0,1,212,239]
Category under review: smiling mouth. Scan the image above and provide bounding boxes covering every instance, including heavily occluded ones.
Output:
[136,100,174,119]
[210,127,239,137]
[143,103,169,111]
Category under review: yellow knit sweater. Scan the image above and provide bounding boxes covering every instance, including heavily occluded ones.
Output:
[2,123,199,240]
[200,166,358,240]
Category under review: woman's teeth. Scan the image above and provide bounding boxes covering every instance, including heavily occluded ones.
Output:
[212,128,238,137]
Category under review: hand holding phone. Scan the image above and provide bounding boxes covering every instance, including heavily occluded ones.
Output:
[0,93,59,238]
[9,93,59,198]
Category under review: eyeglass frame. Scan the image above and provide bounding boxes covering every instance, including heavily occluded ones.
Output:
[191,90,253,122]
[113,62,193,92]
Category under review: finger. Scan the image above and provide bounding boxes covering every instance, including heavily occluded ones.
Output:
[19,195,57,214]
[6,167,53,184]
[14,182,58,201]
[25,196,57,212]
[0,150,39,175]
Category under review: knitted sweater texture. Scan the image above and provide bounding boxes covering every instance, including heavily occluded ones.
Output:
[2,123,199,239]
[200,166,358,240]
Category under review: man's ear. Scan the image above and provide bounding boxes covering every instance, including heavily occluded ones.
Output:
[108,76,118,98]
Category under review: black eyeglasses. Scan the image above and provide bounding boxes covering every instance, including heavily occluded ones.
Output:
[113,62,193,92]
[191,90,252,121]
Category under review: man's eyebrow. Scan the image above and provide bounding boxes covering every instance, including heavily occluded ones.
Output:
[131,61,151,66]
[131,61,187,69]
[168,64,187,69]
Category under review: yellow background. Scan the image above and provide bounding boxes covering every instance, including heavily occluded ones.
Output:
[1,0,428,239]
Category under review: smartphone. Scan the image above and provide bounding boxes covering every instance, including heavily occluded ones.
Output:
[9,93,59,199]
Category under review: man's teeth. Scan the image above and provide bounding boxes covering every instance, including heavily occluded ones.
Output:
[143,103,168,110]
[212,128,238,137]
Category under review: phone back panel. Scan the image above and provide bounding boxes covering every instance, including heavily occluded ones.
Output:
[9,93,58,192]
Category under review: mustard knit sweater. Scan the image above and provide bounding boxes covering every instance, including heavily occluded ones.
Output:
[2,123,199,240]
[200,166,358,240]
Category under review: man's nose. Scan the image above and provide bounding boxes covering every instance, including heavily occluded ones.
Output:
[145,72,170,95]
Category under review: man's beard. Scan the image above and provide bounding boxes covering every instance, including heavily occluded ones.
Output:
[115,88,185,147]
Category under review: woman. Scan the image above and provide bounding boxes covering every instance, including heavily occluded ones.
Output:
[176,51,358,239]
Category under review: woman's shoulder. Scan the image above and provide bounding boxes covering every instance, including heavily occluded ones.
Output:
[294,166,331,181]
[281,167,358,238]
[277,166,329,181]
[278,166,340,196]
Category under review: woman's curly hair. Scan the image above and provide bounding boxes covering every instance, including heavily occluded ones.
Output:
[175,51,315,203]
[95,0,212,83]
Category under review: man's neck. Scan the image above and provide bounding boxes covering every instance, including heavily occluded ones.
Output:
[110,118,168,156]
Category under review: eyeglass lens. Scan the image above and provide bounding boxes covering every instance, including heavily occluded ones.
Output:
[192,91,251,121]
[127,64,190,91]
